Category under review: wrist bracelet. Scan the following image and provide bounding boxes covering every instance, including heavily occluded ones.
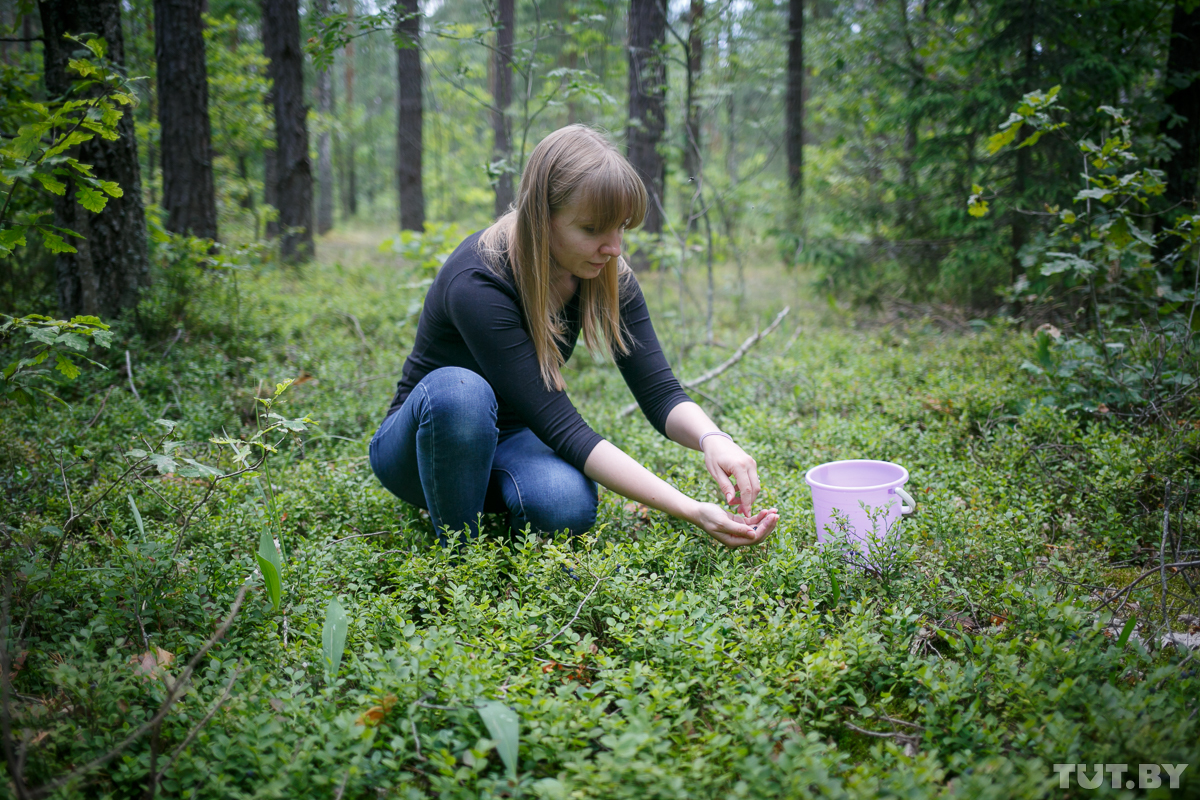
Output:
[698,431,733,449]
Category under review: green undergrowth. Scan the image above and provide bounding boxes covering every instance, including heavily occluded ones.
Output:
[2,237,1198,798]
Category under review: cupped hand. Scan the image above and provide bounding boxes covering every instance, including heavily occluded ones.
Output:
[701,436,761,515]
[692,502,779,548]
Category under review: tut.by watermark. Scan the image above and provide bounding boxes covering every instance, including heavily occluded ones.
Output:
[1053,763,1188,790]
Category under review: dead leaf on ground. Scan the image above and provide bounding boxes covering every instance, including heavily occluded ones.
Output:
[129,647,175,680]
[356,693,398,727]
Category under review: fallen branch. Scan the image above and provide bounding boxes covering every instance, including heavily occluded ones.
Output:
[534,574,604,650]
[84,386,115,429]
[125,350,142,402]
[148,660,245,794]
[1098,560,1200,616]
[844,719,921,749]
[328,530,398,545]
[27,584,249,799]
[620,306,790,418]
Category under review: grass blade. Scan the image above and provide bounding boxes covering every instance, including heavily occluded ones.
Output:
[128,494,144,539]
[1116,616,1137,649]
[828,568,841,607]
[476,700,519,780]
[322,596,348,682]
[256,529,283,612]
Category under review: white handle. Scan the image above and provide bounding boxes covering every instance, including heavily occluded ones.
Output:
[895,487,916,515]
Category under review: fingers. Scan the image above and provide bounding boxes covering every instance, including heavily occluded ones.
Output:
[708,464,738,506]
[709,507,779,547]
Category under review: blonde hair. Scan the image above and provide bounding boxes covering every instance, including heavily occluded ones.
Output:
[479,125,648,391]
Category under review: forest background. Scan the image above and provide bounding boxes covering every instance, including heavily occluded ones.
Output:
[1,0,1200,797]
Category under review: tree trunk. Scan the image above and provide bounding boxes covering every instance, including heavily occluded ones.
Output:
[155,0,218,240]
[314,0,334,235]
[491,0,514,218]
[680,0,704,232]
[627,0,667,242]
[262,0,314,263]
[1010,4,1036,280]
[725,19,737,186]
[1160,0,1200,213]
[683,0,704,183]
[39,0,149,319]
[396,0,425,231]
[785,0,804,207]
[342,0,357,219]
[264,142,279,239]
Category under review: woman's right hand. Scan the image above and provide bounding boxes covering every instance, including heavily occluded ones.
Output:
[691,502,778,548]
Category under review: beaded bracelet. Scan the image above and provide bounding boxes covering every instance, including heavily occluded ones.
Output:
[698,431,733,449]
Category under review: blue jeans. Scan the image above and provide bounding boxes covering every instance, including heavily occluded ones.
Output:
[369,367,598,545]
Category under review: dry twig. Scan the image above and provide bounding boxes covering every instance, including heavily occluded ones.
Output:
[620,306,790,417]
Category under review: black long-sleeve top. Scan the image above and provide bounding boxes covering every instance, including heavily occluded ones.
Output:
[386,232,692,472]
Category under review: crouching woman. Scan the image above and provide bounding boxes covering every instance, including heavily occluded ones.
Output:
[369,125,778,547]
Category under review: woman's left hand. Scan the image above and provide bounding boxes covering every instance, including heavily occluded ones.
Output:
[700,435,761,516]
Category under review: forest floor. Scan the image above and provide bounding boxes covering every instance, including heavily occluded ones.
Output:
[2,226,1198,798]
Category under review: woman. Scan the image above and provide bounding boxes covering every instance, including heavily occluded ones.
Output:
[370,125,779,548]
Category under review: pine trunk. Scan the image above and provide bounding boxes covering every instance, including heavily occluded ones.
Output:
[262,0,314,263]
[39,0,149,319]
[1160,1,1200,211]
[785,0,804,205]
[627,0,667,241]
[155,0,218,240]
[342,0,357,218]
[396,0,425,231]
[315,0,334,235]
[682,0,704,184]
[492,0,514,218]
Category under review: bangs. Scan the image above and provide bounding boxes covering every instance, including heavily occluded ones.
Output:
[570,154,648,232]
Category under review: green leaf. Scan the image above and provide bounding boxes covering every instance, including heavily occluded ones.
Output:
[176,458,224,479]
[128,494,145,539]
[322,596,348,682]
[256,529,283,612]
[476,700,520,780]
[1115,617,1137,649]
[91,329,114,349]
[0,228,27,257]
[75,185,107,213]
[147,454,178,474]
[54,354,80,379]
[986,123,1020,155]
[55,332,89,351]
[33,172,68,195]
[827,569,841,606]
[98,180,123,198]
[39,227,77,254]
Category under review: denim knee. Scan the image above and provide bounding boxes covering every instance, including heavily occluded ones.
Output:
[416,367,497,445]
[516,469,598,536]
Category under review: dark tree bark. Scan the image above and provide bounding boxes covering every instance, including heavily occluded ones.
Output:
[155,0,218,240]
[682,0,704,184]
[261,0,313,263]
[39,0,149,319]
[492,0,514,218]
[785,0,804,205]
[342,0,357,219]
[396,0,425,231]
[1159,0,1200,212]
[263,142,279,239]
[315,0,334,235]
[1010,1,1036,279]
[627,0,667,241]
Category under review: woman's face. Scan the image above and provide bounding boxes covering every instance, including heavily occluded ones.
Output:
[548,201,624,281]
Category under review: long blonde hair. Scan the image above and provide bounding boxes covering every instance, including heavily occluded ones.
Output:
[479,125,648,391]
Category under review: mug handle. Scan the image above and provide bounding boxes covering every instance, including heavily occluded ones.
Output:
[896,487,916,515]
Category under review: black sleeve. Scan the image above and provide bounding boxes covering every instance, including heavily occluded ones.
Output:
[613,275,694,437]
[444,268,605,472]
